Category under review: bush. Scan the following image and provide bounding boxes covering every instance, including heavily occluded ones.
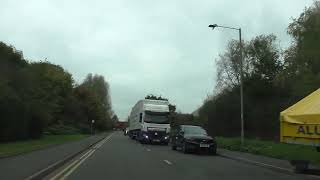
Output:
[46,124,81,135]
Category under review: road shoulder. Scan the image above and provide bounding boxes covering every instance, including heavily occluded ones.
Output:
[218,148,320,179]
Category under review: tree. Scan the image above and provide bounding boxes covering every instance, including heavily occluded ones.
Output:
[75,74,113,131]
[200,34,284,139]
[0,41,114,141]
[287,1,320,74]
[284,1,320,99]
[145,94,168,101]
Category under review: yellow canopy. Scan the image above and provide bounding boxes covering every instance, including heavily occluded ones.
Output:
[281,88,320,124]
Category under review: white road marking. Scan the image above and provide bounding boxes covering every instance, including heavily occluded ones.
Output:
[308,175,320,179]
[225,156,320,179]
[234,157,291,172]
[49,149,94,180]
[60,150,96,180]
[49,133,113,180]
[163,160,172,165]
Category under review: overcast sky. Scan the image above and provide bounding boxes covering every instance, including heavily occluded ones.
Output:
[0,0,313,120]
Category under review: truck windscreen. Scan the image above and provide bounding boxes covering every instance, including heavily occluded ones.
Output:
[144,113,169,124]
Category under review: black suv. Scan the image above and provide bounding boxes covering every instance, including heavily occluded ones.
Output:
[170,125,217,154]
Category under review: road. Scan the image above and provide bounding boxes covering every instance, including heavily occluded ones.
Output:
[51,131,311,180]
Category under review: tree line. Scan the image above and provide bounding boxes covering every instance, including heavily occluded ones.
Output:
[0,42,114,142]
[199,1,320,140]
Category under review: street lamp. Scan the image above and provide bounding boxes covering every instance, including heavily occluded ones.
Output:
[209,24,245,145]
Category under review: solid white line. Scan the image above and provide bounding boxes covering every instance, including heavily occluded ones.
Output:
[163,160,172,165]
[49,133,113,180]
[60,149,96,180]
[49,149,94,180]
[235,157,291,172]
[308,175,320,179]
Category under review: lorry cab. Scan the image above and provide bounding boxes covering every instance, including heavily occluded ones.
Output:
[128,99,171,144]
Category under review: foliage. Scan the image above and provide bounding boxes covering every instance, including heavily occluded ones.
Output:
[200,1,320,140]
[0,42,114,142]
[145,94,168,101]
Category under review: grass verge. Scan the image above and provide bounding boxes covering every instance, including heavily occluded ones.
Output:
[0,134,88,158]
[217,137,320,164]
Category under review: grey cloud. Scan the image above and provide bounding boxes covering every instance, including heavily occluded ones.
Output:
[0,0,312,120]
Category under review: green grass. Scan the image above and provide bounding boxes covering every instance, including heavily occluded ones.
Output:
[217,137,320,164]
[0,134,88,157]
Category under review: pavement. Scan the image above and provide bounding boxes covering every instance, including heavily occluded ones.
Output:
[0,133,107,180]
[45,131,320,180]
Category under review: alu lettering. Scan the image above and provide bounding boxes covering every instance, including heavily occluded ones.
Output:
[306,126,314,135]
[297,126,305,134]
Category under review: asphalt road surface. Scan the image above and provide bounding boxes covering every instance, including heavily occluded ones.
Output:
[53,131,311,180]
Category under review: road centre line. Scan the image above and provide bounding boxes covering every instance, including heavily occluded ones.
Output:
[60,150,96,180]
[49,149,94,180]
[49,133,113,180]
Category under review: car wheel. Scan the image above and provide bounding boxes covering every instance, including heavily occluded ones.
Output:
[171,144,177,150]
[182,142,189,154]
[211,148,217,155]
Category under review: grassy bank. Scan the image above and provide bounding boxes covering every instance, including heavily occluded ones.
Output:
[217,137,320,164]
[0,134,88,158]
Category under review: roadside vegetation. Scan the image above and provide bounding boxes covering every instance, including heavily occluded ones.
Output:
[0,42,116,142]
[217,137,320,164]
[0,134,88,157]
[198,1,320,140]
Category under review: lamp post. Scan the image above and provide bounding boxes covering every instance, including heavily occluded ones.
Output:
[208,24,244,145]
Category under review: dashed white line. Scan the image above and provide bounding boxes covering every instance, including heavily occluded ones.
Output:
[163,160,172,165]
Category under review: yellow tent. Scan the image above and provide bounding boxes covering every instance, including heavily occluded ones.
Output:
[280,88,320,147]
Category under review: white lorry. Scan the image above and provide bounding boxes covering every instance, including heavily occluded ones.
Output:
[128,99,171,144]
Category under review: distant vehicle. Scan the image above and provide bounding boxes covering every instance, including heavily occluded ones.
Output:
[170,125,217,154]
[128,98,170,144]
[124,128,129,136]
